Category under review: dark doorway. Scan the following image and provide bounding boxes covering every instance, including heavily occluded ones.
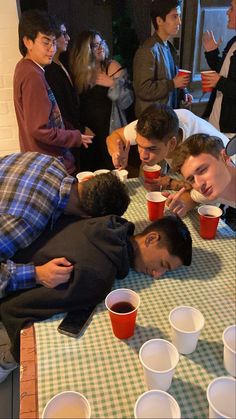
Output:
[19,0,48,13]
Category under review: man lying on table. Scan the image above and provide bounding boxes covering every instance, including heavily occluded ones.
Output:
[0,213,192,382]
[106,103,229,217]
[0,152,130,298]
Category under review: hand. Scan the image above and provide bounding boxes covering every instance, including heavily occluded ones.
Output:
[203,30,222,52]
[35,257,74,288]
[81,134,93,149]
[96,73,114,88]
[183,93,193,105]
[144,176,171,192]
[162,187,188,217]
[173,73,191,89]
[112,139,130,169]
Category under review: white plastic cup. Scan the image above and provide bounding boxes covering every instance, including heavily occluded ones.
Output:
[169,306,205,354]
[76,171,94,182]
[207,376,236,418]
[223,325,236,377]
[134,390,181,419]
[139,339,179,391]
[42,391,91,419]
[93,169,110,175]
[112,169,128,182]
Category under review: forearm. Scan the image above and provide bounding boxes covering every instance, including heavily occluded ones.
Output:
[106,130,126,156]
[205,49,222,72]
[180,191,198,213]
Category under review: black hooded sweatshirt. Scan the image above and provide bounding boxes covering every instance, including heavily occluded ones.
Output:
[0,215,135,361]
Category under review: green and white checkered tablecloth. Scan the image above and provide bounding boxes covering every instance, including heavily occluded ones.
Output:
[35,178,236,419]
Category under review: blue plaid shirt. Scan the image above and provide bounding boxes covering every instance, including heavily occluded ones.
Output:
[0,152,75,296]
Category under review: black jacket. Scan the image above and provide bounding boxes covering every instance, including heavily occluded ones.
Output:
[203,36,236,133]
[0,215,134,361]
[45,61,84,131]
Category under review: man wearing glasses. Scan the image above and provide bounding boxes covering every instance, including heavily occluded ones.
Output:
[13,9,93,176]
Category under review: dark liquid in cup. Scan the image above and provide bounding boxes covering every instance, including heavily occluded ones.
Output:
[110,301,135,313]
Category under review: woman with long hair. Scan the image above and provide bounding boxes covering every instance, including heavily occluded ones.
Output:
[70,29,133,170]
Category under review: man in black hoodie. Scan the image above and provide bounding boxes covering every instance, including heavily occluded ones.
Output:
[0,213,192,382]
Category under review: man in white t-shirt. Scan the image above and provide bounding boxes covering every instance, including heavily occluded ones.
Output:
[106,103,229,216]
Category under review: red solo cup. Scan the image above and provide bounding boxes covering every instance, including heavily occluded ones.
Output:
[146,192,167,221]
[178,69,191,79]
[143,164,161,180]
[200,71,216,93]
[105,288,140,339]
[198,205,222,240]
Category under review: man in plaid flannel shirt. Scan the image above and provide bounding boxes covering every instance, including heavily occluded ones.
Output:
[0,152,130,298]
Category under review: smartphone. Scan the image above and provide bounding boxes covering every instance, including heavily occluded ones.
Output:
[57,306,96,338]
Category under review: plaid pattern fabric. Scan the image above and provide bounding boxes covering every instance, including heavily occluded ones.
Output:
[0,152,75,294]
[34,178,236,419]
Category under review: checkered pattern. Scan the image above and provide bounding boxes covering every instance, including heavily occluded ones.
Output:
[35,179,236,418]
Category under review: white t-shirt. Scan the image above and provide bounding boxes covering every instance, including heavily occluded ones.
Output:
[123,109,229,147]
[123,109,230,205]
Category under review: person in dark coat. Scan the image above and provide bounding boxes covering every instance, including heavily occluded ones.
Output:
[202,0,236,133]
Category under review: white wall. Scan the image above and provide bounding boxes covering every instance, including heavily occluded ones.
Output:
[0,0,21,156]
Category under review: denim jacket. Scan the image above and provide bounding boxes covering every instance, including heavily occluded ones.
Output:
[107,69,134,133]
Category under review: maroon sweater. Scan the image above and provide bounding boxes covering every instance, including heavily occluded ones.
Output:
[13,59,82,174]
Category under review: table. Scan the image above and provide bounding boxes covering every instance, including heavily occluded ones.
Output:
[20,178,236,419]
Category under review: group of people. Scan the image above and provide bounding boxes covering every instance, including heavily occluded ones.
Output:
[0,0,235,383]
[0,152,192,383]
[14,9,133,175]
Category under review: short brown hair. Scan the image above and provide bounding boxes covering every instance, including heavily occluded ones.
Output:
[136,103,179,144]
[172,133,225,173]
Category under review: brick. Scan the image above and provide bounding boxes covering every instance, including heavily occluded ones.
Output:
[0,88,13,101]
[0,102,9,114]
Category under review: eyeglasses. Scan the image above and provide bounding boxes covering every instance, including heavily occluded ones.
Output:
[61,30,68,37]
[91,40,106,50]
[37,36,57,49]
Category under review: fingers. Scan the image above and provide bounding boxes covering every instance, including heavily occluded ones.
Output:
[114,139,129,168]
[161,191,170,198]
[144,178,162,191]
[165,187,186,217]
[171,187,186,200]
[53,257,73,267]
[81,135,93,149]
[81,135,93,142]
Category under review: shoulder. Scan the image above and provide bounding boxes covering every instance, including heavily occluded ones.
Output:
[15,59,44,83]
[142,33,159,48]
[124,120,138,144]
